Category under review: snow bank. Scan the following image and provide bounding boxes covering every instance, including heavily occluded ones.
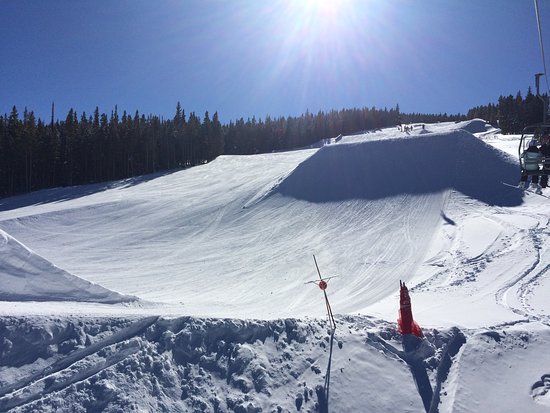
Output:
[439,323,550,413]
[454,118,491,134]
[276,130,522,206]
[0,229,134,304]
[0,315,465,412]
[3,314,546,413]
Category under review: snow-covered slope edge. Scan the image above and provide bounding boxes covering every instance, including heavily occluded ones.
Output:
[0,315,439,412]
[276,130,521,206]
[0,229,135,304]
[0,128,524,319]
[1,315,548,413]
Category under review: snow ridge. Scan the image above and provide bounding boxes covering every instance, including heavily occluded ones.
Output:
[0,229,134,304]
[0,315,459,412]
[276,130,521,206]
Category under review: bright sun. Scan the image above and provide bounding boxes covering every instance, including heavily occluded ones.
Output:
[250,0,387,104]
[300,0,344,19]
[279,0,359,45]
[289,0,356,30]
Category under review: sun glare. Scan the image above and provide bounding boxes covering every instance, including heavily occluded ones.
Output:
[301,0,344,20]
[243,0,392,111]
[275,0,362,54]
[289,0,356,34]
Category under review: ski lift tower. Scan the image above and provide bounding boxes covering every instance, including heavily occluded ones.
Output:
[535,73,549,124]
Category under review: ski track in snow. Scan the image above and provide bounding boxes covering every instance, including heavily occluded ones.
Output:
[0,316,159,411]
[495,213,550,327]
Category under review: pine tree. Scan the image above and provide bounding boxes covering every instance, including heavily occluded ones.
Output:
[211,112,224,158]
[22,108,37,192]
[7,106,22,193]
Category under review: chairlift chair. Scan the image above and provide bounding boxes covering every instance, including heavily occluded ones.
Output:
[518,123,550,176]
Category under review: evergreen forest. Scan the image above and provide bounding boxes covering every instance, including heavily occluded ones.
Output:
[467,87,549,134]
[0,86,546,198]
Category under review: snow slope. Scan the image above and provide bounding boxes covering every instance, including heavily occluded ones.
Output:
[0,122,521,319]
[0,229,133,304]
[1,119,550,412]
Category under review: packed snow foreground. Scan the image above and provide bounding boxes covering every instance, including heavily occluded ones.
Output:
[1,119,550,412]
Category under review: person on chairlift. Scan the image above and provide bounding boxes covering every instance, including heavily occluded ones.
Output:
[520,136,543,193]
[539,134,550,190]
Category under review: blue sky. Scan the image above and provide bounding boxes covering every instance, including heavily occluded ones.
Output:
[1,0,548,124]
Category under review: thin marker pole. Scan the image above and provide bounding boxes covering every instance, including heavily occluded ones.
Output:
[312,255,336,331]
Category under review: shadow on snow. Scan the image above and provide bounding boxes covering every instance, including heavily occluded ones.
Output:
[276,131,523,207]
[0,169,180,212]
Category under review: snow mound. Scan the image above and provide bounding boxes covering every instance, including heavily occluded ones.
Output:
[439,324,550,412]
[0,315,448,412]
[276,130,522,206]
[454,118,491,134]
[0,229,134,303]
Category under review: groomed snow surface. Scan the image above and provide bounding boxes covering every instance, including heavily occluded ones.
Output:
[1,119,550,412]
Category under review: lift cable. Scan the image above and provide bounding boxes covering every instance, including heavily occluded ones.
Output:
[534,0,550,95]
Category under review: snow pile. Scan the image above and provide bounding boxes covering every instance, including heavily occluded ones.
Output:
[0,229,133,304]
[276,130,521,206]
[454,118,492,134]
[0,315,472,413]
[439,323,550,412]
[3,314,547,413]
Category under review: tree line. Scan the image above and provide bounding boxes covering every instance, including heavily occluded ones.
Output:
[467,87,549,134]
[0,102,464,198]
[0,103,223,197]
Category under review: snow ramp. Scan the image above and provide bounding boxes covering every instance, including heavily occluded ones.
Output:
[0,129,523,318]
[0,229,134,303]
[454,118,492,134]
[276,130,522,207]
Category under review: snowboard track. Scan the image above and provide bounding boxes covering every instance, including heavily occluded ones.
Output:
[495,218,550,327]
[0,316,159,411]
[365,327,467,413]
